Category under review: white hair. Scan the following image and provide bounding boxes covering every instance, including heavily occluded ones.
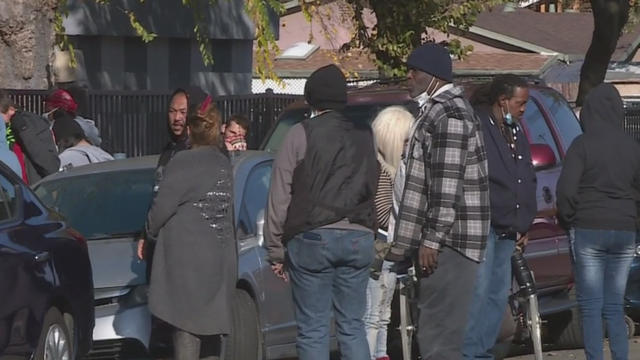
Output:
[371,106,415,178]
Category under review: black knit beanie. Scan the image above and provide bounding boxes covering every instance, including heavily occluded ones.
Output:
[407,43,453,83]
[304,64,347,111]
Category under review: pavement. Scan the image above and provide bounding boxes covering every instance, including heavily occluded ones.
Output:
[507,337,640,359]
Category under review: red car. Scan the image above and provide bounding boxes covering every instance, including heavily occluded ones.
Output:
[261,80,584,355]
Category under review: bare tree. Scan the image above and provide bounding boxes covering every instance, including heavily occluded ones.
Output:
[576,0,630,106]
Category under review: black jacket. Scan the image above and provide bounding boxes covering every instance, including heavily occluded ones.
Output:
[476,106,537,234]
[282,111,378,241]
[11,111,60,183]
[557,83,640,231]
[154,137,190,195]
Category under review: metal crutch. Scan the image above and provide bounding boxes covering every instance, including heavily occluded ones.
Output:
[397,266,417,360]
[511,250,543,360]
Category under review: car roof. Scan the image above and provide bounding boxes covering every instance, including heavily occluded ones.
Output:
[35,150,274,184]
[282,78,556,112]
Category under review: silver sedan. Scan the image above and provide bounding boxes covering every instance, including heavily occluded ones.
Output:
[33,151,304,359]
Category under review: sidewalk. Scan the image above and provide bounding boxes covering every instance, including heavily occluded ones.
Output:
[508,337,640,359]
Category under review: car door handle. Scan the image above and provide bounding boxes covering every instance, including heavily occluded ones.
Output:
[33,251,50,263]
[542,186,553,204]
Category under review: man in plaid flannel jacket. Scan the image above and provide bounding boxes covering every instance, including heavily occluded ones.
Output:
[386,43,490,360]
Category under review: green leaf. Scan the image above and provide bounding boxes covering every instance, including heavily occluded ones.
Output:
[126,11,157,43]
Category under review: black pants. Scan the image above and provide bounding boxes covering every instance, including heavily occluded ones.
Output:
[173,328,223,360]
[416,246,479,360]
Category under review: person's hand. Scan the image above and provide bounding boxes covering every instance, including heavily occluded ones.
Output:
[271,263,288,282]
[231,140,247,151]
[418,245,438,275]
[226,135,247,151]
[516,232,529,251]
[137,239,145,260]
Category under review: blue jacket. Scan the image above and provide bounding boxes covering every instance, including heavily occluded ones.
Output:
[0,114,23,179]
[476,106,537,235]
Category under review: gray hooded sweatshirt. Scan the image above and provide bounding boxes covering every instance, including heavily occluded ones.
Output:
[59,144,114,171]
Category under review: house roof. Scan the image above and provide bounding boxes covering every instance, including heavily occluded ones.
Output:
[454,53,556,76]
[256,49,378,78]
[254,49,556,78]
[466,6,640,62]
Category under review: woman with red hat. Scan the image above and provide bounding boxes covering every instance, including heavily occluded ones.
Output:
[45,88,103,147]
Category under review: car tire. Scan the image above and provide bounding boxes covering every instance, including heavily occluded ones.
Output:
[552,307,584,349]
[224,289,262,360]
[492,340,512,360]
[34,308,73,360]
[625,315,636,338]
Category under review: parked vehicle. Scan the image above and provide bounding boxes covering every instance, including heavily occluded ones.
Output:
[0,162,94,360]
[261,80,585,354]
[32,151,304,359]
[625,243,640,336]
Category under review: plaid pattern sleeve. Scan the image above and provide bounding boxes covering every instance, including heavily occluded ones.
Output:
[388,86,490,262]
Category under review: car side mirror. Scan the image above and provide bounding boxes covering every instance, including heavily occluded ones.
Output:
[256,209,265,247]
[530,144,557,170]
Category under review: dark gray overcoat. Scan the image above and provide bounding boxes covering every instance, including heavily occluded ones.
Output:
[146,146,236,335]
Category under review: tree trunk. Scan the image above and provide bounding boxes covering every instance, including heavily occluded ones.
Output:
[0,0,58,90]
[572,0,583,11]
[576,0,629,106]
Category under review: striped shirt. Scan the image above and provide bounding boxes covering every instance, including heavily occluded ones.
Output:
[374,164,393,230]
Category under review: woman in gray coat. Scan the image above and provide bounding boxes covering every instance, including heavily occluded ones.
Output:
[145,100,236,359]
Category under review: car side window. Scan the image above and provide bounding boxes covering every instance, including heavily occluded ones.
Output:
[522,99,561,162]
[0,174,17,221]
[237,162,272,238]
[537,89,582,153]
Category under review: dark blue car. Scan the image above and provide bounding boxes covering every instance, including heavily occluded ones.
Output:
[0,162,94,359]
[625,244,640,336]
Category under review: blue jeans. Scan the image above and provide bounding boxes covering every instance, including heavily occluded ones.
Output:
[462,228,516,360]
[364,263,396,359]
[287,229,375,360]
[571,228,636,360]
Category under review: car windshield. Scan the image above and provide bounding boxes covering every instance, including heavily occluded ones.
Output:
[262,104,400,152]
[34,169,155,240]
[536,88,582,152]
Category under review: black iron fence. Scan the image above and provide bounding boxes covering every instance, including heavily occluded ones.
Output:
[7,90,301,157]
[624,99,640,142]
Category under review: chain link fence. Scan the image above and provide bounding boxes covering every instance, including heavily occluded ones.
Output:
[252,77,380,95]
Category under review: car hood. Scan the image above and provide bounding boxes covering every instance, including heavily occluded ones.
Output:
[87,237,147,295]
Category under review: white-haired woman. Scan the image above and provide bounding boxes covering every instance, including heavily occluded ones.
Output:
[364,106,415,360]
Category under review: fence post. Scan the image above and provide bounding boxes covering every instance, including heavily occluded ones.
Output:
[265,88,274,129]
[262,88,275,147]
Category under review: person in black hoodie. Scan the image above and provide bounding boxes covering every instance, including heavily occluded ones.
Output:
[557,83,640,360]
[137,87,210,262]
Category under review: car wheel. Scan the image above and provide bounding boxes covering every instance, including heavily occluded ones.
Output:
[35,308,72,360]
[551,307,584,349]
[224,289,262,360]
[625,315,636,338]
[492,340,514,360]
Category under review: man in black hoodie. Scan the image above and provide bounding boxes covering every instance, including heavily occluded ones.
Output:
[557,83,640,360]
[137,88,197,261]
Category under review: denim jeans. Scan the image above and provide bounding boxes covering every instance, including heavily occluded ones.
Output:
[287,229,375,360]
[462,228,516,360]
[571,228,636,360]
[364,262,396,359]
